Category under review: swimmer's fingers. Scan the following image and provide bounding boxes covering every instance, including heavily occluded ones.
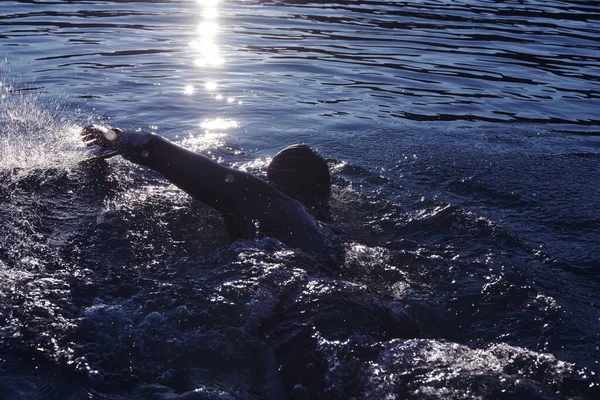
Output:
[81,125,110,147]
[81,135,98,147]
[81,125,123,160]
[81,125,123,148]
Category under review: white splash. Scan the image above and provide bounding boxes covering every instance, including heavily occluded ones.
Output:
[0,91,87,180]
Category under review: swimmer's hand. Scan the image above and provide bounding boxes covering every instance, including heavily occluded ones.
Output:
[81,124,124,159]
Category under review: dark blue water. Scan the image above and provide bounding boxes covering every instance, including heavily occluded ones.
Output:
[1,0,599,399]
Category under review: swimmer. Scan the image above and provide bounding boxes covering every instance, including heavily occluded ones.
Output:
[81,125,337,262]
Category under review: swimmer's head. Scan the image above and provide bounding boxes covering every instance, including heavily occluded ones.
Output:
[267,144,332,221]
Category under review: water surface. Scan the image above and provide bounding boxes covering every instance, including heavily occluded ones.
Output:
[1,0,599,399]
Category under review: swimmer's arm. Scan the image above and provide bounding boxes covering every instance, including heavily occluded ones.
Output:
[82,125,278,214]
[127,132,278,213]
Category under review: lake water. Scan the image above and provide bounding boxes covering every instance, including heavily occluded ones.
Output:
[1,0,599,399]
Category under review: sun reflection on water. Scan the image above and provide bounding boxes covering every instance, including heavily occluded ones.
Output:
[200,118,239,130]
[181,132,227,153]
[205,80,218,91]
[191,0,224,68]
[184,0,244,145]
[183,85,195,95]
[177,117,239,153]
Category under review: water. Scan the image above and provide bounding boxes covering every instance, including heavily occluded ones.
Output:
[1,0,599,398]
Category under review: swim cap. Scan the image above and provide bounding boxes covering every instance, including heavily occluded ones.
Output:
[267,144,331,221]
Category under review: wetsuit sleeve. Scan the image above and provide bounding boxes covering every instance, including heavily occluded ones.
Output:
[114,132,278,219]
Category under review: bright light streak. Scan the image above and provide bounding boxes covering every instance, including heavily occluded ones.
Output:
[203,8,219,19]
[184,85,195,95]
[197,22,219,36]
[205,81,218,91]
[200,118,239,130]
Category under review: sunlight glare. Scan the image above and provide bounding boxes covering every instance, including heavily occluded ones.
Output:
[205,81,217,91]
[197,22,219,37]
[200,118,239,130]
[194,58,208,67]
[181,131,226,152]
[184,85,195,95]
[203,8,219,19]
[191,3,224,67]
